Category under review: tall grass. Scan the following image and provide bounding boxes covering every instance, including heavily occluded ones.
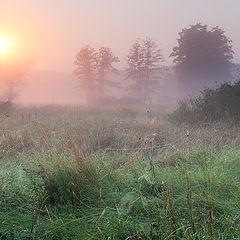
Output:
[0,106,239,239]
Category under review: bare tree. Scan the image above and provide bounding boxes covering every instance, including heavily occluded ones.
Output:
[126,38,164,105]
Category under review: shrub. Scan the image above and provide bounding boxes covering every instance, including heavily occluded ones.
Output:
[169,80,240,124]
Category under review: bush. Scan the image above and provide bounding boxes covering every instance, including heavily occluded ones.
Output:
[169,80,240,124]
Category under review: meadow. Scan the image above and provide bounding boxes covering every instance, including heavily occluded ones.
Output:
[0,106,239,239]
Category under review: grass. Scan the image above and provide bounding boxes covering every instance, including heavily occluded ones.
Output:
[0,106,239,239]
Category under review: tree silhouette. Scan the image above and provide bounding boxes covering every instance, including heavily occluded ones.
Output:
[74,46,118,105]
[96,47,119,99]
[170,23,234,93]
[0,60,32,102]
[74,46,97,105]
[126,38,164,105]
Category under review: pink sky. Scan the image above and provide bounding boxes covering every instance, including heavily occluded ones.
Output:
[1,0,240,73]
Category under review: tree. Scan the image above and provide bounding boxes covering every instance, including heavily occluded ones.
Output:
[96,47,119,98]
[170,23,234,93]
[126,38,164,105]
[74,46,119,105]
[74,46,98,105]
[0,60,32,102]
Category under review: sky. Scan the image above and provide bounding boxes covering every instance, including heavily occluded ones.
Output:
[1,0,240,73]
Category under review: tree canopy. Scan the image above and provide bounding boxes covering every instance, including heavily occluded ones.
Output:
[170,23,234,92]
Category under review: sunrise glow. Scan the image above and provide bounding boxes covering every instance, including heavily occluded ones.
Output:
[0,35,13,55]
[0,39,8,54]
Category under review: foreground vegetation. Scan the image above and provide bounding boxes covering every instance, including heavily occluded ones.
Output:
[0,106,239,239]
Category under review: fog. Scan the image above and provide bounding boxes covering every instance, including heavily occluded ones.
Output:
[1,67,179,109]
[1,0,240,107]
[16,71,82,105]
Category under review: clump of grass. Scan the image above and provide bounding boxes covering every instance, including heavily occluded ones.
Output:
[38,150,100,205]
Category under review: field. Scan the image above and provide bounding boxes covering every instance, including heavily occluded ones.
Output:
[0,106,239,239]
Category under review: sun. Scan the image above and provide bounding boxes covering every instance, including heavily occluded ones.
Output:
[0,35,13,57]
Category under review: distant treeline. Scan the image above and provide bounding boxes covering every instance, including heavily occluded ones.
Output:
[73,23,237,106]
[0,23,239,108]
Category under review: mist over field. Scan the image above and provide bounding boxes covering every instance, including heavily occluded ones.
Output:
[1,1,240,239]
[8,68,179,107]
[0,0,240,107]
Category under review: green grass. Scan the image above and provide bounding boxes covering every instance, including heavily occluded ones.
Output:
[0,106,239,239]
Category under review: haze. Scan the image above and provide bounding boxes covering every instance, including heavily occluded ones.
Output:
[0,0,240,104]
